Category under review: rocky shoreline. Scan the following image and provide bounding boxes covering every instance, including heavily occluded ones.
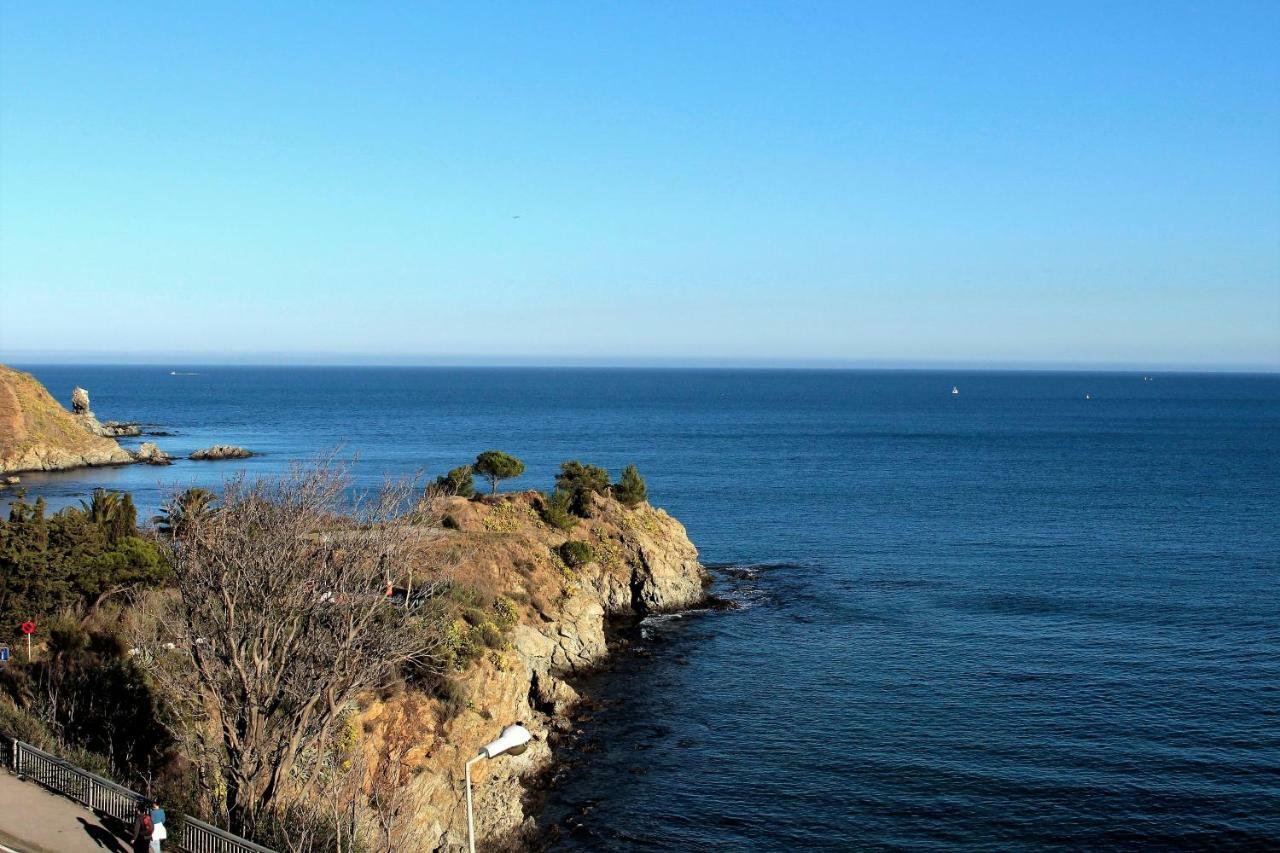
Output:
[0,365,253,476]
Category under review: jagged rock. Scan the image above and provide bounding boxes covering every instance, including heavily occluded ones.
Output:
[530,668,581,716]
[189,445,253,460]
[100,421,142,437]
[71,386,90,413]
[133,442,173,465]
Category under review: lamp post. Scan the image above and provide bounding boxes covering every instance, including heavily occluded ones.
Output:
[465,723,532,853]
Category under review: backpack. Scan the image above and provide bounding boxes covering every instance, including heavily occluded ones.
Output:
[141,813,154,835]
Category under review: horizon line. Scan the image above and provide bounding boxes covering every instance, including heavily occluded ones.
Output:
[3,351,1277,375]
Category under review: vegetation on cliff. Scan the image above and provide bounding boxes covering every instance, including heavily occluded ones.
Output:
[0,456,704,851]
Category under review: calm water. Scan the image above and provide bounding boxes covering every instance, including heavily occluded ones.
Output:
[11,366,1280,850]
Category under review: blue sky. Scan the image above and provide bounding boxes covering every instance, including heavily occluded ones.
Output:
[1,2,1277,368]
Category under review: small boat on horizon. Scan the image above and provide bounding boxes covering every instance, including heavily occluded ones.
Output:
[952,386,960,396]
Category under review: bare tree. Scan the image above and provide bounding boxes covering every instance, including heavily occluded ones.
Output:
[162,461,449,839]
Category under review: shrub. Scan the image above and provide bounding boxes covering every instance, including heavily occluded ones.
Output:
[538,490,577,531]
[556,461,610,517]
[612,464,648,507]
[0,701,54,749]
[473,451,525,495]
[493,597,519,628]
[558,540,596,569]
[432,465,476,499]
[556,461,609,496]
[477,622,505,649]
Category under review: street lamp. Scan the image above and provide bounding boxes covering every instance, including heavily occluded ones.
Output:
[465,723,532,853]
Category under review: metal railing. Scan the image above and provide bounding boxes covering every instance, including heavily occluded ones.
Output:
[8,738,276,853]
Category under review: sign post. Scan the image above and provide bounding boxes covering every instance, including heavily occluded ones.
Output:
[0,644,9,665]
[20,621,36,662]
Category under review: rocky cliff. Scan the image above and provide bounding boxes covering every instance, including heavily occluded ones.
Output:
[0,365,134,474]
[357,490,707,850]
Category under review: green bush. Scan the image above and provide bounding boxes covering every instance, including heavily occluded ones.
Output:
[556,461,610,517]
[477,622,506,649]
[612,464,648,507]
[538,490,577,531]
[432,465,476,499]
[558,540,596,569]
[0,492,170,628]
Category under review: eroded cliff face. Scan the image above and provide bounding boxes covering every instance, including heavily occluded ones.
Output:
[0,365,134,474]
[354,491,708,851]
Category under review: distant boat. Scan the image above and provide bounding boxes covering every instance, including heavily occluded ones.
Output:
[169,370,199,376]
[952,386,960,396]
[1085,394,1092,400]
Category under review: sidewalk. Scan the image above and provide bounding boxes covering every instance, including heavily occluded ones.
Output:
[0,770,128,853]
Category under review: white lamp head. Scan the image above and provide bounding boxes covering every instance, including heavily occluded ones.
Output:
[478,723,532,759]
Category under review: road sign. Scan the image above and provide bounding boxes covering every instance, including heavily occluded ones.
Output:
[0,644,9,664]
[20,621,36,635]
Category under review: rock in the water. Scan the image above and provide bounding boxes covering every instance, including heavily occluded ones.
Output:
[134,442,173,465]
[189,445,253,460]
[71,386,90,414]
[100,421,142,437]
[2,475,19,487]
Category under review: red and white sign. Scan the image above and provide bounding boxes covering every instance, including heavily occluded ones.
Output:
[19,621,36,635]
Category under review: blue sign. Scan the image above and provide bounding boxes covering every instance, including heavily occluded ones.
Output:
[0,645,8,664]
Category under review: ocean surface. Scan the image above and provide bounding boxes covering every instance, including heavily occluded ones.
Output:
[10,366,1280,850]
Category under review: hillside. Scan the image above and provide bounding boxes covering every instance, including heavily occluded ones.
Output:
[0,364,134,474]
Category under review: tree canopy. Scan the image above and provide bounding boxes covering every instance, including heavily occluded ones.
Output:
[0,491,169,630]
[612,464,649,507]
[472,450,525,495]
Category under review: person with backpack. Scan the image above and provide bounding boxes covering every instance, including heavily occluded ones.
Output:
[130,800,153,853]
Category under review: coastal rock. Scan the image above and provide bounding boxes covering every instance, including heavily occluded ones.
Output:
[584,492,709,614]
[100,421,142,437]
[67,386,145,438]
[133,442,173,465]
[189,445,253,460]
[377,490,706,850]
[0,366,135,474]
[2,475,19,487]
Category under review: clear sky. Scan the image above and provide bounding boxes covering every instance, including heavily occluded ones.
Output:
[1,2,1277,369]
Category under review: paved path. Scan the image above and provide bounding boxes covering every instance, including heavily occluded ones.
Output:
[0,770,131,853]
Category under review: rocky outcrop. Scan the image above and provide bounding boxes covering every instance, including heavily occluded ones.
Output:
[100,421,142,437]
[189,445,253,460]
[133,442,173,466]
[66,386,143,438]
[0,366,135,474]
[357,490,709,850]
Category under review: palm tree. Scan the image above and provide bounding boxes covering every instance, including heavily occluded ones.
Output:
[80,489,137,542]
[154,488,217,538]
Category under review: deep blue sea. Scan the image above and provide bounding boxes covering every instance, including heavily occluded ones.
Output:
[10,366,1280,850]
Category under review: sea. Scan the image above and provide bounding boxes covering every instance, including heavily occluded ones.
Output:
[8,365,1280,850]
